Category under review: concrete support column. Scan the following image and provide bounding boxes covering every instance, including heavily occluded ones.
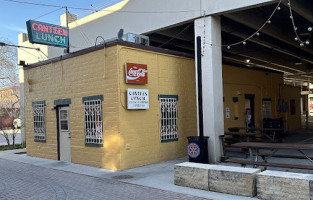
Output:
[194,16,224,163]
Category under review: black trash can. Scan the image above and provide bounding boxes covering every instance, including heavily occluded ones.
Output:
[186,136,209,164]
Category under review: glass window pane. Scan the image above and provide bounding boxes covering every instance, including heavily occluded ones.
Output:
[61,120,68,130]
[262,100,271,119]
[60,110,68,120]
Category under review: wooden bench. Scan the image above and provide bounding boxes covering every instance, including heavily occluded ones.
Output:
[224,132,257,146]
[224,158,313,170]
[226,142,313,170]
[245,152,313,160]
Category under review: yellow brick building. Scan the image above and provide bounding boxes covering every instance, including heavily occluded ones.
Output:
[24,41,301,170]
[24,41,197,170]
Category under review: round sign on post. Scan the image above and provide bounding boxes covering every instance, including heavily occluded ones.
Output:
[187,142,200,158]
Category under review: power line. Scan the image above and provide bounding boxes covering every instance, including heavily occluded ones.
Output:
[34,7,64,20]
[70,0,123,23]
[0,42,47,58]
[4,0,62,8]
[19,48,40,59]
[72,20,92,46]
[4,0,204,14]
[158,23,193,48]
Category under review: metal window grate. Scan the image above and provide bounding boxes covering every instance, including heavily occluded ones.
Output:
[33,104,46,141]
[160,98,178,141]
[84,100,103,145]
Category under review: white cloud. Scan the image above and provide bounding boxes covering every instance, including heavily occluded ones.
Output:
[0,24,26,33]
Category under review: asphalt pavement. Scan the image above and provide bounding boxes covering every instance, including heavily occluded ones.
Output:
[0,149,256,200]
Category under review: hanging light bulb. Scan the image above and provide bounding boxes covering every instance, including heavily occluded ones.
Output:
[290,16,293,19]
[300,43,304,47]
[308,27,313,32]
[294,27,298,31]
[227,46,230,49]
[267,20,271,24]
[294,37,298,41]
[256,32,260,36]
[277,6,281,10]
[305,40,310,45]
[243,41,246,45]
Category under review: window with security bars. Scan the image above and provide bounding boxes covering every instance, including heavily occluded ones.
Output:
[33,104,46,141]
[84,99,103,145]
[159,96,178,142]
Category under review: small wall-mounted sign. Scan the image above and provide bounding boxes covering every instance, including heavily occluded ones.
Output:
[125,63,148,84]
[226,107,230,119]
[127,88,149,109]
[26,20,69,48]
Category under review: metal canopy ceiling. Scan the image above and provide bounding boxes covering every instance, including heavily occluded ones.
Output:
[146,0,313,87]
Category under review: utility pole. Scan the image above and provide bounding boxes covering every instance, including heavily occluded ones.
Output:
[66,6,70,54]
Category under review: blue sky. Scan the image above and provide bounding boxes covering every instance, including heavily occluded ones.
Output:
[0,0,122,44]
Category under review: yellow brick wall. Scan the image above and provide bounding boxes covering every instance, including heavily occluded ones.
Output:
[116,46,197,170]
[24,46,121,170]
[223,65,301,131]
[223,65,282,129]
[280,85,301,130]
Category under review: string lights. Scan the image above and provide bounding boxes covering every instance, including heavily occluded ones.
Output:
[222,0,283,49]
[222,0,312,49]
[287,0,312,46]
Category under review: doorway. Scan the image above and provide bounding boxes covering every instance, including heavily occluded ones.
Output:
[245,94,255,129]
[58,106,71,162]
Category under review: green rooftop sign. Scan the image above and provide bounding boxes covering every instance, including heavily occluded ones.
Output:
[26,20,69,48]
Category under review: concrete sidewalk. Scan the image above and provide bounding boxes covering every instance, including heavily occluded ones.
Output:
[0,149,256,200]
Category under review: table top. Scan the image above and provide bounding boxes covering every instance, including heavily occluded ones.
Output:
[231,142,313,150]
[224,132,256,136]
[228,127,283,132]
[228,127,246,130]
[261,128,284,131]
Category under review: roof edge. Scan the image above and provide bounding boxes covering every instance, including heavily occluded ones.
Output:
[24,40,194,70]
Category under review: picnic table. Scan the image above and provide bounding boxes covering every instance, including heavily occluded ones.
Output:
[224,131,256,142]
[225,142,313,170]
[228,127,284,142]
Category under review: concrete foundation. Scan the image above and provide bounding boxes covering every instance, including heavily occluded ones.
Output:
[257,170,313,200]
[174,162,260,197]
[174,162,210,190]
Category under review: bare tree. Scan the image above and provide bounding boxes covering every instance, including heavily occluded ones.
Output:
[0,38,18,87]
[0,88,20,149]
[0,38,20,149]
